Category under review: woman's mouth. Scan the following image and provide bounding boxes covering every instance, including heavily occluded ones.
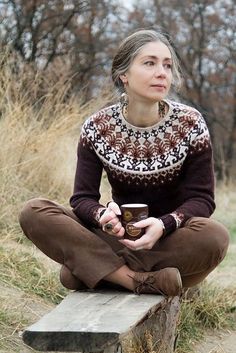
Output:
[150,84,166,90]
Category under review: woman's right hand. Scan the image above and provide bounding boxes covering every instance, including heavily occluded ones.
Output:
[99,202,125,237]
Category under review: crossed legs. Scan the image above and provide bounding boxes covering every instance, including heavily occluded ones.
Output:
[19,198,229,293]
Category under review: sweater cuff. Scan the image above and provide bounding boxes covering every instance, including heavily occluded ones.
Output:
[73,203,106,227]
[90,204,107,227]
[159,214,177,235]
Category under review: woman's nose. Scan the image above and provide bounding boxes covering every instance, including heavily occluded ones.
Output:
[154,65,166,77]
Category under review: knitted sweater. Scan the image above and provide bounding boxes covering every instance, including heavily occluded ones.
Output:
[70,99,215,235]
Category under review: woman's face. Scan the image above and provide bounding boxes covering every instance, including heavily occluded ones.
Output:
[121,41,173,103]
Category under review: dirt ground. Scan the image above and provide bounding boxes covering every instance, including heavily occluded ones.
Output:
[194,329,236,353]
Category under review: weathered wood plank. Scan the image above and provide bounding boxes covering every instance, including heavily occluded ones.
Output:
[22,290,180,353]
[23,290,164,352]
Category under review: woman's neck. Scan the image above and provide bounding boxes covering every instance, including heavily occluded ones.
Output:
[124,99,164,128]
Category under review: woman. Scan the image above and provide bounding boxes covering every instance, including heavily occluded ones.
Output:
[19,29,229,297]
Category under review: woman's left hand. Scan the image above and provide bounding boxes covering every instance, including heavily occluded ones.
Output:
[119,217,164,251]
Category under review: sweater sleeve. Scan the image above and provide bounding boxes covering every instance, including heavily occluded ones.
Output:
[159,121,215,235]
[69,132,105,227]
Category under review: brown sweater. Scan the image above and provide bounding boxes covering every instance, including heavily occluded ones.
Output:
[70,99,215,235]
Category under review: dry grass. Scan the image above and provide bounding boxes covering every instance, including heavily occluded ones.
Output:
[123,330,172,353]
[0,53,114,352]
[175,284,236,353]
[214,182,236,242]
[0,53,113,235]
[0,308,28,351]
[0,246,66,304]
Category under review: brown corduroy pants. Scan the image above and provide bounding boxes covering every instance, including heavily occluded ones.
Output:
[19,198,229,289]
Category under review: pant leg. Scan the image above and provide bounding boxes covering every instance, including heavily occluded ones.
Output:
[117,217,229,288]
[176,217,229,287]
[19,198,125,288]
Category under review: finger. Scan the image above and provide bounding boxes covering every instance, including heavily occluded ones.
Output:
[112,221,122,234]
[112,227,125,238]
[119,238,145,250]
[100,210,117,224]
[109,221,125,237]
[119,241,143,251]
[107,201,121,216]
[117,227,125,237]
[133,218,153,228]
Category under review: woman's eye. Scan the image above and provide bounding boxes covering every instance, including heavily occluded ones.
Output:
[144,61,155,66]
[164,63,172,69]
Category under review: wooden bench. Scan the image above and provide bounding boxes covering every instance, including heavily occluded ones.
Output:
[22,290,180,353]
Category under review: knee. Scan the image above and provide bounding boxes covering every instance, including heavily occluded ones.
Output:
[195,218,229,265]
[19,198,49,232]
[207,219,230,263]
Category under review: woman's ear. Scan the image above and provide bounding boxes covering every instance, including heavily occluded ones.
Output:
[119,74,128,84]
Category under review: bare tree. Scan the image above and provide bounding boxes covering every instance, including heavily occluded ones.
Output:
[64,0,126,99]
[0,0,125,98]
[0,0,88,64]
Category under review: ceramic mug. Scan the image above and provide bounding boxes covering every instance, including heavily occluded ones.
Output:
[120,203,148,240]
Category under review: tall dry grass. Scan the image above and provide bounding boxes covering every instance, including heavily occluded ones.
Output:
[0,54,114,351]
[0,53,113,236]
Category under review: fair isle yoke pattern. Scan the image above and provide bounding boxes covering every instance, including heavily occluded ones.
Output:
[81,100,211,187]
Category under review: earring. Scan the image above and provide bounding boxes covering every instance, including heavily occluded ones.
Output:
[120,92,129,119]
[158,100,166,120]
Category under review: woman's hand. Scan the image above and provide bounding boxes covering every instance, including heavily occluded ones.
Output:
[119,217,164,250]
[99,202,125,237]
